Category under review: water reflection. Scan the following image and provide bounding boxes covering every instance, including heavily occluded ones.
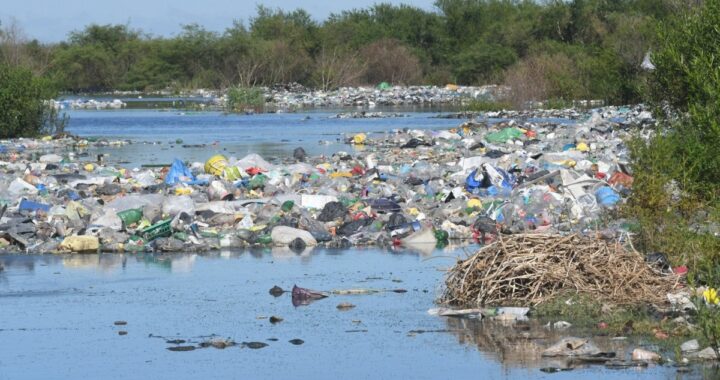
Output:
[443,317,720,378]
[0,243,470,282]
[62,254,127,272]
[0,255,62,273]
[443,318,607,369]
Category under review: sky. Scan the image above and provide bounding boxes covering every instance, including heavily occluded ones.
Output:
[1,0,437,42]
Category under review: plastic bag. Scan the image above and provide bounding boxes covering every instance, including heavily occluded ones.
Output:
[165,158,194,185]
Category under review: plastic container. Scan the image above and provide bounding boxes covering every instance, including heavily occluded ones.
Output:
[19,198,50,212]
[117,208,143,227]
[205,155,228,176]
[208,180,231,201]
[257,234,273,245]
[139,219,172,241]
[390,221,422,237]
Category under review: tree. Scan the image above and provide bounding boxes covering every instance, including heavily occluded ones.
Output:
[51,44,115,91]
[312,47,366,90]
[250,6,319,54]
[504,51,585,107]
[647,0,720,186]
[452,42,517,84]
[0,19,53,76]
[0,64,60,138]
[359,38,423,85]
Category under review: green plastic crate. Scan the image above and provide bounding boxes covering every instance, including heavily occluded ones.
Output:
[139,219,172,241]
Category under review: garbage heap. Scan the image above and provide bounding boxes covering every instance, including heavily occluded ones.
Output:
[264,84,505,108]
[0,106,651,254]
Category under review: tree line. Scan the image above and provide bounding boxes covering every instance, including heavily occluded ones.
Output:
[0,0,683,105]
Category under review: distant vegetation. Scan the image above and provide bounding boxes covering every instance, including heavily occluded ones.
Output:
[0,0,678,106]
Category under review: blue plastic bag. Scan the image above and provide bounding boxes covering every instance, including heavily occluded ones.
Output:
[465,169,484,191]
[165,158,195,185]
[595,186,620,207]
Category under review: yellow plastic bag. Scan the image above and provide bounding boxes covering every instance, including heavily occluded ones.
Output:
[59,236,99,253]
[175,187,193,196]
[353,133,367,144]
[467,199,482,209]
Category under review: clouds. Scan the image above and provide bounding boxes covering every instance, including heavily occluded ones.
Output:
[1,0,435,42]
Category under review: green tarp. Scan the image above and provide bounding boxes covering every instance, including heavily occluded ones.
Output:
[485,128,524,143]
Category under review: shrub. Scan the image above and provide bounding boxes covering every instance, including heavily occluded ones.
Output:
[225,86,265,112]
[628,0,720,351]
[503,52,585,108]
[358,38,422,85]
[0,64,62,138]
[311,47,365,90]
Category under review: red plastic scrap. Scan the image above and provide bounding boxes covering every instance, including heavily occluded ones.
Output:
[246,167,265,176]
[351,165,365,176]
[608,172,633,188]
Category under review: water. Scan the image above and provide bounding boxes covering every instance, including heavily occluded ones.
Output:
[65,109,462,168]
[0,250,702,380]
[2,109,706,379]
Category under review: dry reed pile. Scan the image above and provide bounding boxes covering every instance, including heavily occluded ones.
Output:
[441,234,679,307]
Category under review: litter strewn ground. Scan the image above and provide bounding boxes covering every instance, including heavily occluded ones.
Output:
[0,105,653,254]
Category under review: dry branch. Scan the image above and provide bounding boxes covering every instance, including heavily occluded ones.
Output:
[441,234,678,307]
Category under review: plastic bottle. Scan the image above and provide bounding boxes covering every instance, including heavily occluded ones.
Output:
[117,208,143,227]
[390,221,422,237]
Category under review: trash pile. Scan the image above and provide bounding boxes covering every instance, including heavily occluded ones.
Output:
[54,98,127,110]
[0,106,653,254]
[438,104,654,124]
[264,85,506,109]
[331,112,407,119]
[440,234,679,307]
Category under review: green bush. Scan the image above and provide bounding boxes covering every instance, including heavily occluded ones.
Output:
[225,86,265,112]
[629,0,720,351]
[628,0,720,262]
[464,98,514,112]
[0,64,62,138]
[647,0,720,189]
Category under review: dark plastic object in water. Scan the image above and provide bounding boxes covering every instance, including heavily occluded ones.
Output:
[291,285,328,307]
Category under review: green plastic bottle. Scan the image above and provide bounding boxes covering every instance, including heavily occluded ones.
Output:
[257,234,273,245]
[117,208,143,227]
[281,200,295,212]
[434,229,449,242]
